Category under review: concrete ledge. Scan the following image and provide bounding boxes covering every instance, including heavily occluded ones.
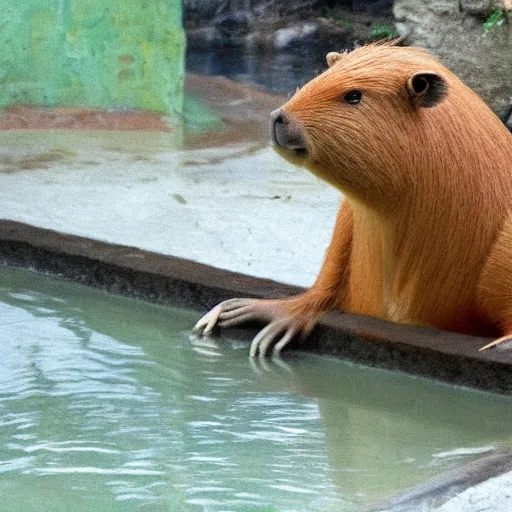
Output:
[373,452,512,511]
[0,220,511,394]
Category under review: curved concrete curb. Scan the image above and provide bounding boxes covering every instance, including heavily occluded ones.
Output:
[373,452,512,511]
[0,219,511,393]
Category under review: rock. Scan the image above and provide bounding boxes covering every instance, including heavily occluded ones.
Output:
[184,0,321,26]
[460,0,494,16]
[183,1,395,50]
[353,0,394,15]
[506,110,512,131]
[183,0,220,27]
[394,0,512,123]
[274,22,319,49]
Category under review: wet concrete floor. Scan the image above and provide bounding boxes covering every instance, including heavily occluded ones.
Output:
[0,75,339,287]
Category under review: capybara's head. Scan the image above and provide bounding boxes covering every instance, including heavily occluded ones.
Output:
[270,41,465,205]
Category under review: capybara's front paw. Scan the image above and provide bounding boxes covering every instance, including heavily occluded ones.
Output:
[193,298,258,336]
[248,315,317,358]
[194,296,321,357]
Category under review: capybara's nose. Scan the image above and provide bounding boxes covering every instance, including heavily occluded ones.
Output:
[270,109,307,152]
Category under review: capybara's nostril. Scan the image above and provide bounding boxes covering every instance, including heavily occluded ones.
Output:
[270,109,284,126]
[270,108,307,153]
[270,109,284,145]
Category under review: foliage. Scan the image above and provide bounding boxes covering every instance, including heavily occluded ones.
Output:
[483,7,507,32]
[370,23,398,41]
[324,9,353,30]
[335,18,353,30]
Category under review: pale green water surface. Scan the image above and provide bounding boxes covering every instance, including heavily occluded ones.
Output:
[1,267,512,511]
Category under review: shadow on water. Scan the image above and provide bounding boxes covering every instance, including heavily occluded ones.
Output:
[1,268,512,511]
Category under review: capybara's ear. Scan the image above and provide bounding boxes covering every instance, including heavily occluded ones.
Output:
[326,52,342,68]
[406,71,447,108]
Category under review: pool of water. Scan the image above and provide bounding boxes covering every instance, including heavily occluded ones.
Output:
[1,267,512,511]
[187,48,327,95]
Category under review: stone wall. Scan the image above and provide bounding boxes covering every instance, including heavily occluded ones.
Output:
[185,0,393,26]
[184,0,394,51]
[394,0,511,124]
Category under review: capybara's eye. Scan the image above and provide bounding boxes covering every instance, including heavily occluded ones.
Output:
[344,90,362,104]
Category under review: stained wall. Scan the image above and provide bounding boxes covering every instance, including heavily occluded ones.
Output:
[0,1,185,116]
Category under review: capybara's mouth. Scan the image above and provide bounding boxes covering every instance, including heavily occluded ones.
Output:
[292,148,308,157]
[271,139,308,159]
[272,144,308,166]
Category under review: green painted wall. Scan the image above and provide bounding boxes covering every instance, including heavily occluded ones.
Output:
[0,1,185,116]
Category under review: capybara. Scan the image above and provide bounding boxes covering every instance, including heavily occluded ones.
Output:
[194,40,512,356]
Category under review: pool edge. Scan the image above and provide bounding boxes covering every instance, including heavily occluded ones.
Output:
[0,219,511,394]
[371,451,512,511]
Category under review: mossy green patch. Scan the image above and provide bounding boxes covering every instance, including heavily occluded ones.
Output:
[0,0,185,116]
[370,22,398,41]
[483,7,508,32]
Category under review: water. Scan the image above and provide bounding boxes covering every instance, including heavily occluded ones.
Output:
[187,48,328,95]
[1,267,512,511]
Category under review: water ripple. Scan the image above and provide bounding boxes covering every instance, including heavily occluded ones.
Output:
[1,269,512,511]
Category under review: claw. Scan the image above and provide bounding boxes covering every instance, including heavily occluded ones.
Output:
[249,318,306,357]
[479,334,512,351]
[193,298,255,336]
[272,329,297,356]
[257,321,290,358]
[193,304,222,335]
[250,321,282,357]
[194,297,318,357]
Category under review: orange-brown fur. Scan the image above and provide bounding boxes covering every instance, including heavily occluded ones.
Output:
[196,41,512,353]
[280,42,512,336]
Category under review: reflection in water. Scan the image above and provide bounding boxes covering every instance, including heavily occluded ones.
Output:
[1,268,512,511]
